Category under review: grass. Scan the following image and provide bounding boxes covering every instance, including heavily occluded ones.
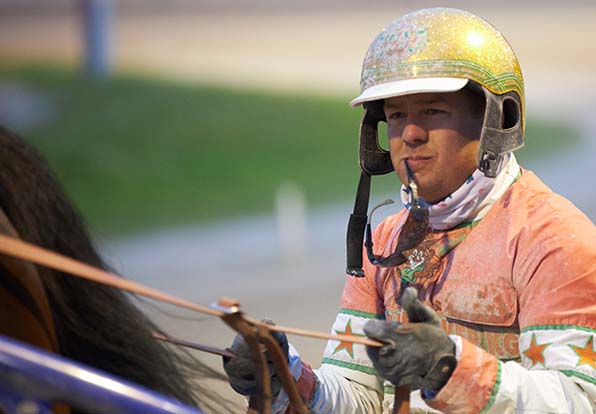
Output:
[0,65,579,236]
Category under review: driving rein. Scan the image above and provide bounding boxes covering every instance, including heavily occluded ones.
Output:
[0,234,410,414]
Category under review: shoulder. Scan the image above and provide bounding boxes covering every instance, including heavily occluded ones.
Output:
[340,209,407,312]
[504,171,596,328]
[371,209,408,246]
[507,170,596,244]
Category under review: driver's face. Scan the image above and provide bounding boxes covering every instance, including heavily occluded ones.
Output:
[384,89,484,204]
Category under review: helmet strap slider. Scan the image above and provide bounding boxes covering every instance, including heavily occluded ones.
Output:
[478,149,500,178]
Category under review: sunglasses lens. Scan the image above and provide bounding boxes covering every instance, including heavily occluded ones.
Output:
[395,205,429,253]
[365,200,429,268]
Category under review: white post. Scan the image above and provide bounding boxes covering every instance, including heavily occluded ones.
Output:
[275,181,307,265]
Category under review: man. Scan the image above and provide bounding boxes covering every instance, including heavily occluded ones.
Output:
[225,7,596,413]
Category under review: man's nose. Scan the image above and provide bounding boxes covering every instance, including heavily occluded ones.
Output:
[402,120,428,145]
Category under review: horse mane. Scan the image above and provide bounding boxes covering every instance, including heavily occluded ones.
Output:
[0,126,232,412]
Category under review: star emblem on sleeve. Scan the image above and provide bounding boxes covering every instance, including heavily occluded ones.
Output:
[569,336,596,370]
[523,333,551,367]
[332,319,365,359]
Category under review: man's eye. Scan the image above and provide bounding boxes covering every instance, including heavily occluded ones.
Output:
[387,112,406,120]
[425,108,445,115]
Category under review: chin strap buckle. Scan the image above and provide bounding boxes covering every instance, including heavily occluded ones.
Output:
[478,150,500,178]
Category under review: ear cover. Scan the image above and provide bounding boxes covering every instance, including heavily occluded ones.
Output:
[359,103,393,176]
[478,90,523,177]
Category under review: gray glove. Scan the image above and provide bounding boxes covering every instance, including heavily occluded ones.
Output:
[223,320,289,397]
[363,287,457,393]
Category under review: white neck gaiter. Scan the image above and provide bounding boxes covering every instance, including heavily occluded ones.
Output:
[400,153,520,230]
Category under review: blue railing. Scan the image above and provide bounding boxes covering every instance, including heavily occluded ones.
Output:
[0,334,205,413]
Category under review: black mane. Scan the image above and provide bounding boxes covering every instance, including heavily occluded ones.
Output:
[0,126,232,412]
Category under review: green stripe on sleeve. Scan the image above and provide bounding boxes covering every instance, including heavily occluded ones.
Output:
[561,370,596,385]
[338,309,384,319]
[521,325,596,334]
[481,361,502,413]
[321,357,378,375]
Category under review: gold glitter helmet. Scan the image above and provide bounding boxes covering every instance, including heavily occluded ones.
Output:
[346,8,524,276]
[351,7,525,178]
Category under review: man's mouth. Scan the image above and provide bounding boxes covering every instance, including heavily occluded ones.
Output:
[404,156,432,171]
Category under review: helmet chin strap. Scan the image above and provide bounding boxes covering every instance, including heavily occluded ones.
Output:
[346,108,391,276]
[346,172,372,277]
[346,109,429,277]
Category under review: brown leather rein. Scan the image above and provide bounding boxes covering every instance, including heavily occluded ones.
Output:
[0,234,410,414]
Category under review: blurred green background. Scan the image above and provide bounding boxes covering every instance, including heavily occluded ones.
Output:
[3,1,593,237]
[0,65,577,236]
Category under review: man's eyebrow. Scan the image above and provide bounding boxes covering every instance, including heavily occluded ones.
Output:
[383,102,403,111]
[384,97,446,109]
[420,98,445,105]
[413,96,448,105]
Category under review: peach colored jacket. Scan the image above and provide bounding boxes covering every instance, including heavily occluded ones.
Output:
[281,171,596,414]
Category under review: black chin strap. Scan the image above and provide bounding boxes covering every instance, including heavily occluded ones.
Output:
[346,172,371,277]
[345,106,392,277]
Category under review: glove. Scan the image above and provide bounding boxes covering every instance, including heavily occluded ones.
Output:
[363,287,457,393]
[223,319,289,397]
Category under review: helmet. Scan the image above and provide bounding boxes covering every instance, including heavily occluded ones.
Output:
[346,8,524,276]
[351,7,524,178]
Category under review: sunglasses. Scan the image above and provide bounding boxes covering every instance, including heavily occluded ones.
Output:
[365,161,429,267]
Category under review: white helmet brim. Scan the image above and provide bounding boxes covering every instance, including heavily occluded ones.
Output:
[349,77,469,107]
